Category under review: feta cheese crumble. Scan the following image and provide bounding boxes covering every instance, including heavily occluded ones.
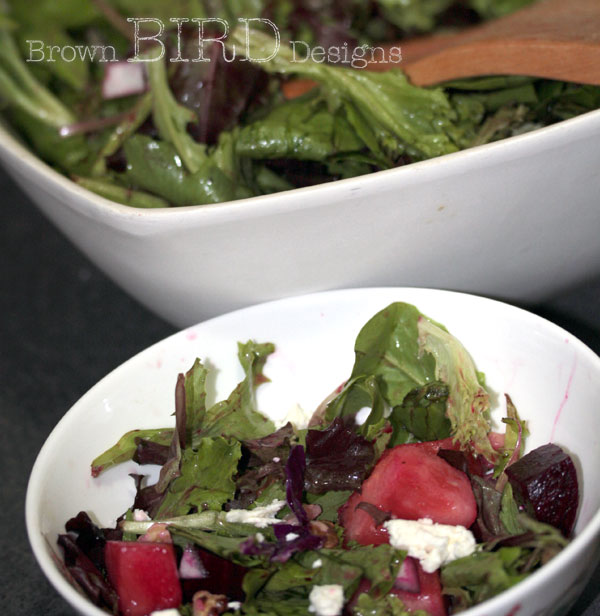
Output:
[355,406,372,426]
[133,508,151,522]
[308,585,344,616]
[384,518,476,573]
[224,499,285,528]
[150,610,181,616]
[312,558,323,569]
[285,532,300,541]
[274,403,313,430]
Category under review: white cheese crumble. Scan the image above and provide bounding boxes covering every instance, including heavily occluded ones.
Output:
[384,518,476,573]
[355,406,372,426]
[224,499,285,528]
[274,403,313,430]
[150,610,180,616]
[228,602,242,611]
[285,532,300,541]
[311,558,323,569]
[308,585,344,616]
[255,532,265,543]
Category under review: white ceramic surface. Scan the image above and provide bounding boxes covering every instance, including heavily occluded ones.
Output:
[2,109,600,328]
[26,287,600,616]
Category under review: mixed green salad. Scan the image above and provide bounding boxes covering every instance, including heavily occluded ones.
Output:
[1,1,599,208]
[59,302,579,616]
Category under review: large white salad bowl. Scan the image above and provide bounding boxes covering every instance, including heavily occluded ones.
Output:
[2,108,600,328]
[26,287,600,616]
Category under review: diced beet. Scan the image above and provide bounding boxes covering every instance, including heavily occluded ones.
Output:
[339,444,477,546]
[505,443,579,537]
[180,547,247,602]
[104,541,182,616]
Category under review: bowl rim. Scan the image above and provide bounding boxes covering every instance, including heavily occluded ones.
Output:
[1,106,600,226]
[24,286,600,616]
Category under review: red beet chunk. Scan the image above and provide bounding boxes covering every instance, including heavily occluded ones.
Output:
[104,541,182,616]
[339,444,477,546]
[505,443,578,537]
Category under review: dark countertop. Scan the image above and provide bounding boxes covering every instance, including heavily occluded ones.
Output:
[1,165,599,615]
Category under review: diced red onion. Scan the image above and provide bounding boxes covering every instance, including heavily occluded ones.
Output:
[102,61,146,100]
[179,545,208,580]
[394,556,420,593]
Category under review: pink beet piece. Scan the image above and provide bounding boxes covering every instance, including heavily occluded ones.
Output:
[104,541,182,616]
[505,443,578,537]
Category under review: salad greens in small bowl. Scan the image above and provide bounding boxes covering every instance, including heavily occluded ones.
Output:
[25,288,600,616]
[1,1,600,326]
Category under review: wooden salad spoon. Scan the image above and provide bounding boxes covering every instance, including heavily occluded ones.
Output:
[388,0,600,86]
[282,0,600,98]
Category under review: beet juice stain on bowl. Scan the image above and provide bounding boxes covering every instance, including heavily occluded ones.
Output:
[25,289,600,616]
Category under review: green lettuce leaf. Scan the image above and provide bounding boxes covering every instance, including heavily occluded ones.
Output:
[416,313,493,457]
[441,548,528,609]
[155,436,242,518]
[228,28,463,161]
[389,381,452,444]
[375,0,454,32]
[340,302,493,456]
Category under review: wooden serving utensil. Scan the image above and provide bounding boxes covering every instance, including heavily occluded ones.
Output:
[390,0,600,86]
[281,0,600,99]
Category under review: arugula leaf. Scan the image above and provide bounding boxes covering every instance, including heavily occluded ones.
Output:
[90,428,174,477]
[123,133,254,206]
[198,341,277,441]
[73,176,169,208]
[0,29,75,128]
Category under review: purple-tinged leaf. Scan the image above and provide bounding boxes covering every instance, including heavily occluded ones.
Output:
[285,445,308,525]
[305,417,375,494]
[171,38,269,145]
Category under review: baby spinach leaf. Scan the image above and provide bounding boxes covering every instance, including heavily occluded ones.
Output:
[351,302,436,407]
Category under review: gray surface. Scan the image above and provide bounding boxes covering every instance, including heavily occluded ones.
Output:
[1,166,599,615]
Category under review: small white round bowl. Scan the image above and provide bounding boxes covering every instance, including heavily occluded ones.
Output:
[2,109,600,328]
[26,287,600,616]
